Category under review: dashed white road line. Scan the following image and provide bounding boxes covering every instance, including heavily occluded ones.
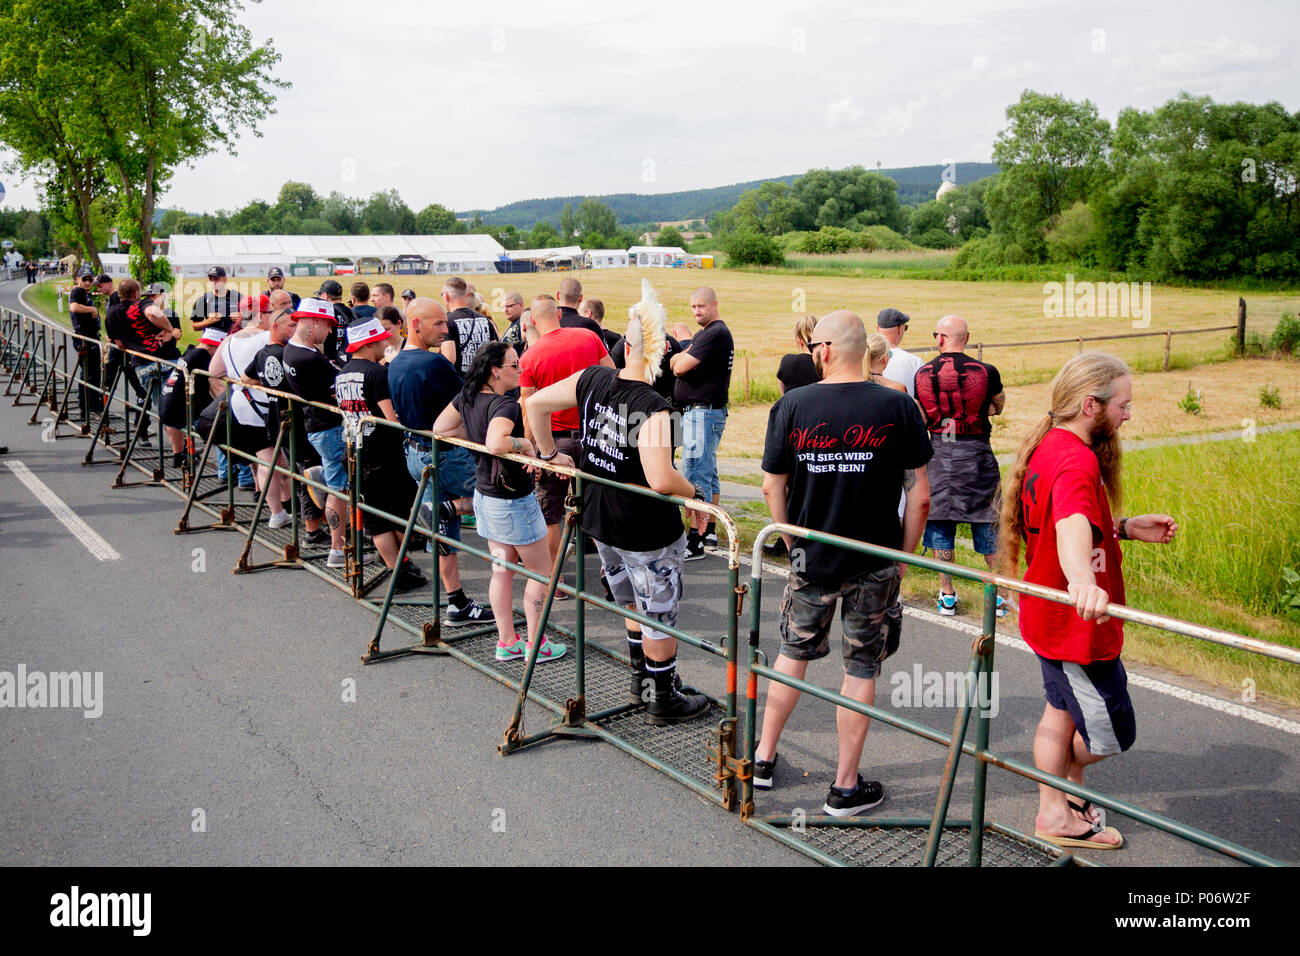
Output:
[5,460,121,561]
[732,549,1300,737]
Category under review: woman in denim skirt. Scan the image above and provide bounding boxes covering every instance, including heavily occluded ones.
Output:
[435,342,566,663]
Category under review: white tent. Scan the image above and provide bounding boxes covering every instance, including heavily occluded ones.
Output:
[508,245,584,262]
[97,253,132,277]
[627,245,686,268]
[586,249,630,268]
[166,234,506,276]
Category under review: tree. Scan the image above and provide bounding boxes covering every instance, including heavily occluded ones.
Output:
[986,90,1110,260]
[362,189,416,233]
[722,230,784,266]
[322,192,362,233]
[559,203,575,241]
[728,181,799,235]
[576,198,618,240]
[527,220,561,248]
[656,225,686,248]
[415,203,458,234]
[276,181,321,220]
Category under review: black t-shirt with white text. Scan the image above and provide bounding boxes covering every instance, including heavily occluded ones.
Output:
[453,389,533,499]
[576,366,683,552]
[674,319,733,407]
[447,307,499,376]
[762,381,933,582]
[337,357,403,464]
[159,344,213,426]
[281,341,341,433]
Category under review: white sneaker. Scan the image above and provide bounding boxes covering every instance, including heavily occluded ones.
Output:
[326,549,372,568]
[267,510,292,529]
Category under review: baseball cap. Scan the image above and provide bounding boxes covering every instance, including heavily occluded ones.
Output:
[241,293,271,314]
[143,282,169,296]
[877,307,910,329]
[292,298,337,324]
[199,328,229,346]
[316,279,343,298]
[76,266,94,278]
[345,317,392,352]
[400,288,416,300]
[268,266,284,278]
[206,265,227,279]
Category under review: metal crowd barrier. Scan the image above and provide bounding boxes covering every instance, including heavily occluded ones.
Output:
[2,303,1296,867]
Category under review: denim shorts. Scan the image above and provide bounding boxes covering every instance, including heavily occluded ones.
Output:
[473,489,546,547]
[307,425,348,492]
[405,443,476,542]
[681,406,727,498]
[923,520,998,555]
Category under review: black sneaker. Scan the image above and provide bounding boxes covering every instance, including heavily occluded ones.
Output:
[762,537,788,558]
[753,753,779,790]
[445,599,494,625]
[703,530,718,548]
[645,688,710,725]
[684,537,707,562]
[392,563,428,594]
[171,451,187,469]
[302,528,331,547]
[822,774,885,817]
[629,668,683,703]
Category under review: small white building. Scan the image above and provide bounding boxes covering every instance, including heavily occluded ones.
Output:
[585,249,630,269]
[627,245,687,268]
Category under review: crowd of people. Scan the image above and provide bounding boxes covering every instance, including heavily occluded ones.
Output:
[58,265,1175,844]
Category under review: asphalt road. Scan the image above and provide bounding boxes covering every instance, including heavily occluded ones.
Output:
[2,275,1297,868]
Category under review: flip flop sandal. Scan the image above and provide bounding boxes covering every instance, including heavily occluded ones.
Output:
[1069,798,1107,831]
[1035,826,1125,850]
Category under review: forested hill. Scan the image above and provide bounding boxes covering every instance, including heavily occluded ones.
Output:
[462,163,998,228]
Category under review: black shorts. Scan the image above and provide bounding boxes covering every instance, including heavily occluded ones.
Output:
[359,457,417,537]
[1037,654,1136,756]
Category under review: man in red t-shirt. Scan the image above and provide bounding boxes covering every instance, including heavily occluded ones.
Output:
[1000,352,1176,851]
[519,294,615,564]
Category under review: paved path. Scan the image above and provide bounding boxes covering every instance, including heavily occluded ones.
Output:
[2,275,1297,867]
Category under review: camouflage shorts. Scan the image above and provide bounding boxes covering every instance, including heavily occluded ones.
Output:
[779,565,902,679]
[593,535,687,642]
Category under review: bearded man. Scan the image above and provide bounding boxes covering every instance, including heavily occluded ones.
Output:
[998,351,1178,851]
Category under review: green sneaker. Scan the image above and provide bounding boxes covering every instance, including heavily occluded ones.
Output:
[495,634,526,661]
[527,636,567,663]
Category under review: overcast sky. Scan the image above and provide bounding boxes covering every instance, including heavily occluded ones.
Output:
[2,0,1296,215]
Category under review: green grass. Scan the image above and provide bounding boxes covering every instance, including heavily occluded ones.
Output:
[23,279,65,322]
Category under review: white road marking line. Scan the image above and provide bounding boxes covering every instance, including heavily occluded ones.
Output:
[5,460,121,561]
[727,549,1300,737]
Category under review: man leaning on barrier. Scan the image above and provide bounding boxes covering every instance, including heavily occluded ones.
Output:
[753,310,933,817]
[67,267,104,418]
[525,282,712,725]
[999,351,1178,851]
[387,296,492,623]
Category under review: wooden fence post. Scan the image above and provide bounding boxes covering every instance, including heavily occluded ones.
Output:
[1164,329,1172,371]
[1238,297,1247,353]
[744,353,750,402]
[977,342,983,361]
[1078,336,1084,354]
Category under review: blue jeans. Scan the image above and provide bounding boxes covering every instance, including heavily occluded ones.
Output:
[404,443,476,543]
[307,426,348,491]
[923,520,998,555]
[681,406,727,498]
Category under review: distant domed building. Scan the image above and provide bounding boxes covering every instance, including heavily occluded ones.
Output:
[936,179,957,201]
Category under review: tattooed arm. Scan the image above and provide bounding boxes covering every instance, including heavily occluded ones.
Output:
[900,466,930,579]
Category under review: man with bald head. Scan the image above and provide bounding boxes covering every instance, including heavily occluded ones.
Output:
[556,276,601,336]
[670,286,733,558]
[500,291,528,354]
[519,293,615,567]
[754,309,932,815]
[387,296,491,623]
[915,314,1007,617]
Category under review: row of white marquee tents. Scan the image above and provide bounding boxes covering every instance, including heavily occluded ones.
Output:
[91,235,704,277]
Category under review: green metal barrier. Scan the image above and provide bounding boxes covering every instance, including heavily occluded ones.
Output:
[741,521,1298,867]
[5,303,1297,866]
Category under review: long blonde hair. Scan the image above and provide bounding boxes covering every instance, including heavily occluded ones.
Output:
[794,314,818,349]
[998,351,1129,575]
[625,279,668,384]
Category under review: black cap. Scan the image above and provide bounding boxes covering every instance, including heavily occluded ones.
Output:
[144,282,169,296]
[877,307,910,329]
[268,266,284,278]
[95,274,112,285]
[317,279,343,298]
[401,288,416,299]
[77,266,94,278]
[207,265,227,279]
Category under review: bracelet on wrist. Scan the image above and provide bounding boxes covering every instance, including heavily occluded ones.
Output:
[538,447,558,461]
[1117,517,1129,540]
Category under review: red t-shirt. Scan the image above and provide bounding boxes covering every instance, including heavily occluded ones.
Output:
[518,327,608,432]
[1018,428,1125,663]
